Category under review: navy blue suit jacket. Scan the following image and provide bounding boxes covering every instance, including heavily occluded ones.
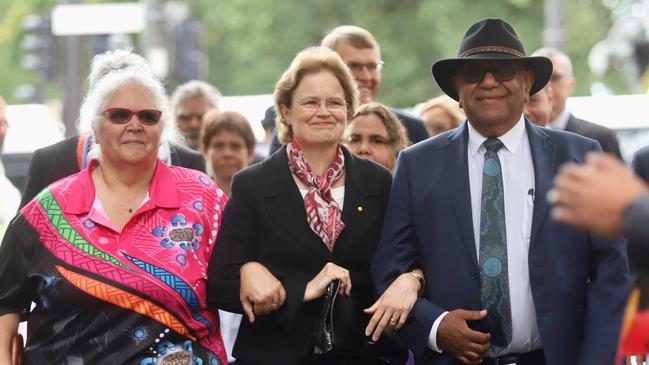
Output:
[371,120,629,365]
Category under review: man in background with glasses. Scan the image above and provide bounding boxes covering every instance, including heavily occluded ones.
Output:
[532,47,622,159]
[171,80,222,151]
[321,25,429,144]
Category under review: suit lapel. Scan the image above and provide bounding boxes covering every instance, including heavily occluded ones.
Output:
[335,148,381,256]
[527,121,556,247]
[444,123,479,269]
[263,146,336,259]
[169,145,180,166]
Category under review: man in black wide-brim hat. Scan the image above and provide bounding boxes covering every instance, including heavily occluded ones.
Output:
[371,18,629,365]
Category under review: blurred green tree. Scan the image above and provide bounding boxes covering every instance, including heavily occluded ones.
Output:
[192,0,612,107]
[0,0,616,106]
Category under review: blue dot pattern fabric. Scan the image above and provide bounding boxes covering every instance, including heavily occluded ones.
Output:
[479,138,512,352]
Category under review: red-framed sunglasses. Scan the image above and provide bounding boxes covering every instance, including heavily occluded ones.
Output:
[102,108,162,125]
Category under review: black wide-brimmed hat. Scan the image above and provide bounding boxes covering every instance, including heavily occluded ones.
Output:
[432,18,553,101]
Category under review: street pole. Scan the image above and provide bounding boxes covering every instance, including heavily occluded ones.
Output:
[61,0,84,137]
[142,0,168,79]
[544,0,566,51]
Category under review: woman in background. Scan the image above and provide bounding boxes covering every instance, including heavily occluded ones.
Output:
[418,95,464,137]
[345,102,410,173]
[199,109,257,364]
[201,110,256,196]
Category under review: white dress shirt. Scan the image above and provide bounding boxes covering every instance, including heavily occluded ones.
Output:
[427,116,542,356]
[549,108,570,131]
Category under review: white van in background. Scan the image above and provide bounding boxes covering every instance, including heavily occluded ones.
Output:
[1,104,64,191]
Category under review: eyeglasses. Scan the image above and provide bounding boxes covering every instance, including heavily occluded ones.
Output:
[458,64,528,84]
[102,108,162,125]
[550,73,567,82]
[295,98,349,113]
[347,61,384,74]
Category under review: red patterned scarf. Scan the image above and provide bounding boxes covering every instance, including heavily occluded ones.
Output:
[286,140,346,251]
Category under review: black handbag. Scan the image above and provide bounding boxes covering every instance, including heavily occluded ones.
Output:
[313,280,408,364]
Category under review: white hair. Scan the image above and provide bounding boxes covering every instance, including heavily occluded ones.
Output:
[170,80,221,111]
[87,48,151,90]
[78,65,180,161]
[79,49,154,134]
[532,47,573,76]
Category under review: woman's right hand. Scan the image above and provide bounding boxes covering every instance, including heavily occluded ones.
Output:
[303,262,352,302]
[240,262,286,323]
[363,270,421,341]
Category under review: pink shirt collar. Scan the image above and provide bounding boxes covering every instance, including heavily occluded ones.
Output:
[63,158,180,215]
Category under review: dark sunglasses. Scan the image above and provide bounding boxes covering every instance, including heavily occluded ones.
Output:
[458,64,527,84]
[102,108,162,125]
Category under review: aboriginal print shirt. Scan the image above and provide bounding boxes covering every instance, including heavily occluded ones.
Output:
[0,159,229,365]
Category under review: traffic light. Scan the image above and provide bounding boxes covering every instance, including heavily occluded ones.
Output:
[171,20,207,83]
[633,38,649,79]
[21,13,55,82]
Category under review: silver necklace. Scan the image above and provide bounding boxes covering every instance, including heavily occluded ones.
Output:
[97,166,144,214]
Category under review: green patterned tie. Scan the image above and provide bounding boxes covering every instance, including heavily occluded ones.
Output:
[479,138,512,352]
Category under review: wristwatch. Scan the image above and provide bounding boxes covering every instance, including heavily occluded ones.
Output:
[409,270,425,295]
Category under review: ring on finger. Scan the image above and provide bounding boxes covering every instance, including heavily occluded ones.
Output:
[389,318,397,325]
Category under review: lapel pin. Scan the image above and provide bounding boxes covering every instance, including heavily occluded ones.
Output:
[357,206,363,212]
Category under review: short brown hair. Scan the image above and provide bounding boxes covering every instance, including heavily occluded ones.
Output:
[274,46,359,144]
[348,102,410,157]
[200,109,256,153]
[321,25,380,54]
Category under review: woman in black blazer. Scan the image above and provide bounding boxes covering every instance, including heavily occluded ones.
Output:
[207,47,401,364]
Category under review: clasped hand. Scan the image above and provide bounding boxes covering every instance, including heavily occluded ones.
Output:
[304,262,352,302]
[239,261,352,323]
[239,261,286,323]
[438,309,491,365]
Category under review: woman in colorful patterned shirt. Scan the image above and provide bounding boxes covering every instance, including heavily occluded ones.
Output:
[0,63,228,365]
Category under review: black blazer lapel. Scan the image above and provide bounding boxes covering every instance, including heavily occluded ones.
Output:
[443,123,479,269]
[526,120,556,247]
[334,148,382,256]
[262,146,333,260]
